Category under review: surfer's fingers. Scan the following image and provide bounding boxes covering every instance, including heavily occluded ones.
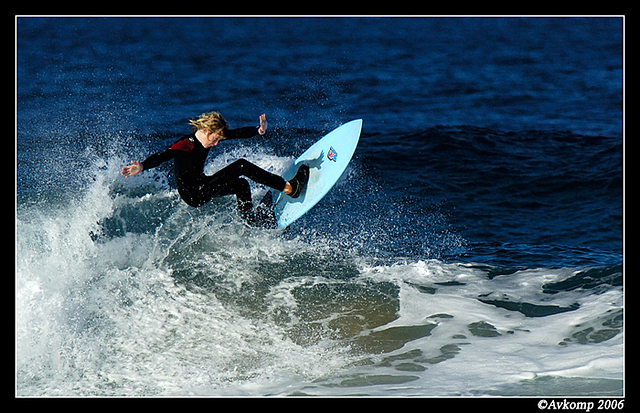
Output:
[121,161,140,177]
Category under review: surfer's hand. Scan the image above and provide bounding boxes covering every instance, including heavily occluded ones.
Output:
[258,113,268,135]
[121,161,143,178]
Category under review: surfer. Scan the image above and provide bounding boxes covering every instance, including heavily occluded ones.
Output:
[121,112,309,227]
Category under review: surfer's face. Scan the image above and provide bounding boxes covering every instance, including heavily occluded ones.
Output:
[206,132,223,147]
[197,129,225,148]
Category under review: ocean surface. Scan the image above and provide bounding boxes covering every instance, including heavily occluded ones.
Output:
[16,17,623,397]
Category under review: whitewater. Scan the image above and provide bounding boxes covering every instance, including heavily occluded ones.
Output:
[16,143,623,396]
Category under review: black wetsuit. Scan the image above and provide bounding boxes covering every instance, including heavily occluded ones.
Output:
[140,127,286,223]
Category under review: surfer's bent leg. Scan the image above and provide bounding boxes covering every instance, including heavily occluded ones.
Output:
[226,159,308,198]
[188,173,254,222]
[193,159,287,223]
[227,159,287,192]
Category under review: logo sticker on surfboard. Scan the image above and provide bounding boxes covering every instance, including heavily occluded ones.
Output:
[327,146,338,162]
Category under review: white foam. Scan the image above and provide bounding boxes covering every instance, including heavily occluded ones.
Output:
[16,155,352,396]
[346,260,623,395]
[16,154,623,396]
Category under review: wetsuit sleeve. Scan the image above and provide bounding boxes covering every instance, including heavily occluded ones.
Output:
[140,148,177,171]
[226,126,260,140]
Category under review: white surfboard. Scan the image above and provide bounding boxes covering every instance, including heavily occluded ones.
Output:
[272,119,362,229]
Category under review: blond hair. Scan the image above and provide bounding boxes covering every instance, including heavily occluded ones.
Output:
[189,112,229,138]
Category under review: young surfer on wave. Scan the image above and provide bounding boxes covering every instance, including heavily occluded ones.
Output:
[121,112,309,227]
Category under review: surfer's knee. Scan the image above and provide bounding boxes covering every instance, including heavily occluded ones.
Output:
[230,158,251,171]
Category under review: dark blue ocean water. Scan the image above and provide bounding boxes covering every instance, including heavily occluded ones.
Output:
[16,17,623,397]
